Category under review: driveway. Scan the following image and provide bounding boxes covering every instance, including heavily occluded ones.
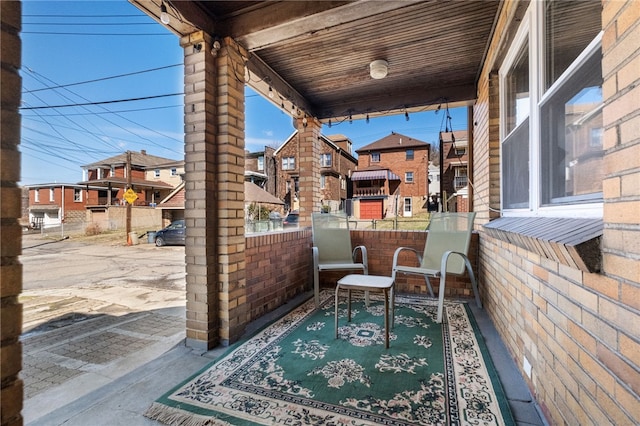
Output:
[19,234,189,423]
[20,233,186,334]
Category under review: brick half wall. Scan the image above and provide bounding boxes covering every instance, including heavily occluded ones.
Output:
[320,229,479,299]
[245,228,313,322]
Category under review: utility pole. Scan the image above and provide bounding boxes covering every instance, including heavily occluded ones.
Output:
[126,150,132,245]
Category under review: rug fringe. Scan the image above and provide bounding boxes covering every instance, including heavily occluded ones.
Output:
[144,402,232,426]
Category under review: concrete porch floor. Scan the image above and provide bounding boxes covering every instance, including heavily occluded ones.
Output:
[24,291,548,426]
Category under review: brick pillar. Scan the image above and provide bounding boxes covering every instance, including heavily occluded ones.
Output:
[601,1,640,283]
[182,32,247,349]
[1,2,24,425]
[295,117,322,228]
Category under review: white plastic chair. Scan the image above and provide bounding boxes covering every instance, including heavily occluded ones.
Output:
[392,212,481,323]
[312,212,368,306]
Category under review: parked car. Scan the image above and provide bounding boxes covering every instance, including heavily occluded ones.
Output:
[283,211,299,228]
[155,219,186,246]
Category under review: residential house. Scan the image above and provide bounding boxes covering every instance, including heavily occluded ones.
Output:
[79,150,182,207]
[439,130,469,212]
[274,132,357,213]
[25,183,103,230]
[78,150,183,230]
[354,132,430,219]
[427,162,441,211]
[244,146,277,196]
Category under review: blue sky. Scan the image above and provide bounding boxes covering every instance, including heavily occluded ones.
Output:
[20,0,467,186]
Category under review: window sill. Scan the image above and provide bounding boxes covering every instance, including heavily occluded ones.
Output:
[483,217,603,273]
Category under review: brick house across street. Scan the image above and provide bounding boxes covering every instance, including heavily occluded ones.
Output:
[24,183,103,231]
[354,132,430,219]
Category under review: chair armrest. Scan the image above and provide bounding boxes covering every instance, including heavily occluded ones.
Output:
[352,245,368,273]
[392,247,422,269]
[312,246,319,269]
[440,250,468,274]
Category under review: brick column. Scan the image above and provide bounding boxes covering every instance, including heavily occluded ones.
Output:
[601,1,640,284]
[294,117,322,228]
[1,2,24,425]
[182,32,247,349]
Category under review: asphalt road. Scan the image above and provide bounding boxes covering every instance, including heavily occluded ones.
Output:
[20,234,186,334]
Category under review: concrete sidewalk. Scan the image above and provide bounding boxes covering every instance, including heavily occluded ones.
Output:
[22,293,546,426]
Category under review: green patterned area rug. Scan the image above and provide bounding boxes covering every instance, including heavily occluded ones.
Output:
[145,291,514,425]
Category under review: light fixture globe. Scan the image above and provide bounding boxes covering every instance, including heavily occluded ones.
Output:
[369,59,388,79]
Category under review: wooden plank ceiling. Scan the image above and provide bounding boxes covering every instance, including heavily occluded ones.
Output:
[131,0,502,122]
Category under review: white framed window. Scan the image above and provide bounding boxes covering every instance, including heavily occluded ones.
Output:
[74,188,82,202]
[110,166,115,177]
[34,189,40,203]
[406,149,414,160]
[257,156,264,171]
[320,153,332,167]
[154,169,160,178]
[405,171,414,183]
[320,175,326,189]
[49,188,55,202]
[499,1,603,217]
[340,176,346,190]
[282,157,295,170]
[371,152,380,162]
[171,167,177,176]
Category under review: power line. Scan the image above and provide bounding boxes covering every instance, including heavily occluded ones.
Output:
[23,14,144,18]
[23,64,182,93]
[23,22,157,26]
[22,31,172,36]
[21,93,184,110]
[23,68,183,154]
[22,105,182,117]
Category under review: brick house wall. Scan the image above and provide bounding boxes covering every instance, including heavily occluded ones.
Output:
[275,135,299,211]
[319,139,355,208]
[440,131,469,200]
[472,1,640,425]
[357,144,430,215]
[28,186,94,214]
[276,133,356,213]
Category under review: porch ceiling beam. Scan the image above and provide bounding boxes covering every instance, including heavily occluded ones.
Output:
[245,53,315,119]
[229,0,425,51]
[316,83,477,121]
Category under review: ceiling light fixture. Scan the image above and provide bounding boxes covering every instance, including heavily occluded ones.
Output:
[160,1,170,24]
[268,86,274,99]
[369,59,388,79]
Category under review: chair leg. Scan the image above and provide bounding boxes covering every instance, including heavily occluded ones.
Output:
[463,257,482,309]
[334,285,340,339]
[436,274,446,323]
[383,288,389,349]
[424,276,435,298]
[314,268,320,307]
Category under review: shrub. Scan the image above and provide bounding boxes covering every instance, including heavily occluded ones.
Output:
[85,222,102,235]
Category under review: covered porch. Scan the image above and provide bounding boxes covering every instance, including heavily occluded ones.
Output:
[3,1,637,425]
[123,1,638,425]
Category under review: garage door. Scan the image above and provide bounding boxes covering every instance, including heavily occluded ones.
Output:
[360,200,383,220]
